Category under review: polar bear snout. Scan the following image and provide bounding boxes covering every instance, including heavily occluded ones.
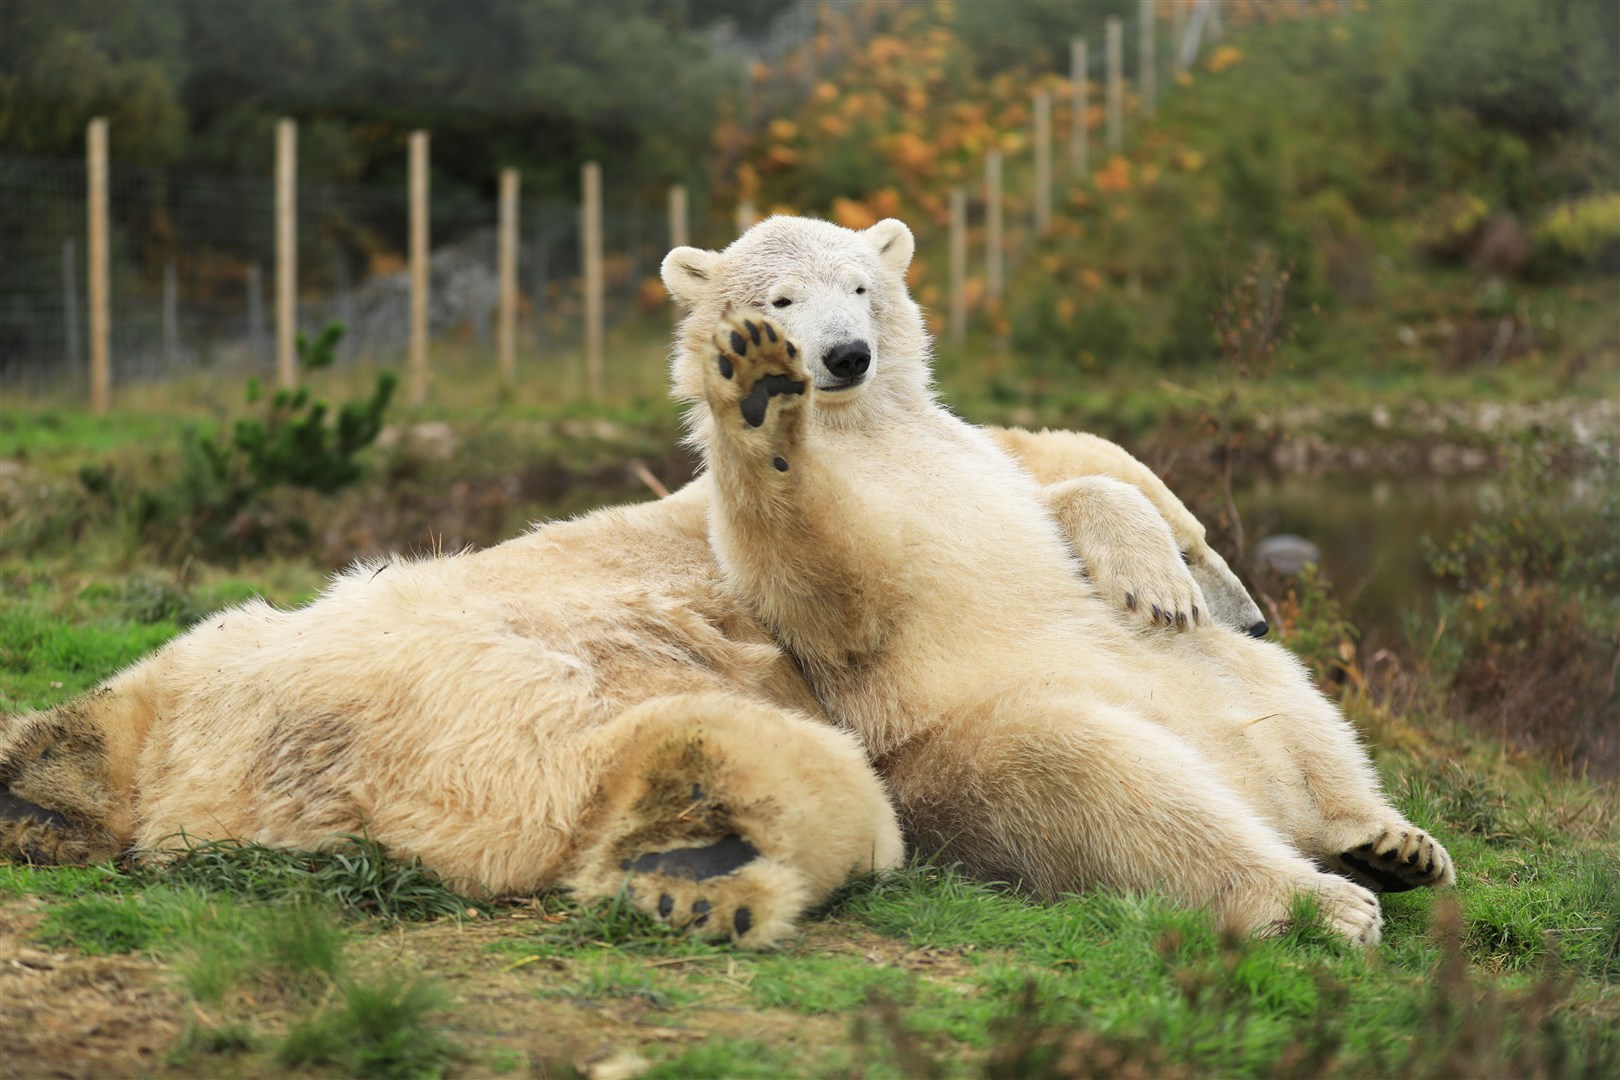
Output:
[820,340,872,390]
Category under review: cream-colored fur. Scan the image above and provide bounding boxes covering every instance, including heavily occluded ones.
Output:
[2,485,903,947]
[669,215,1454,945]
[2,419,1245,946]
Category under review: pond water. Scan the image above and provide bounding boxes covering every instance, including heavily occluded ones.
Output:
[1230,468,1608,647]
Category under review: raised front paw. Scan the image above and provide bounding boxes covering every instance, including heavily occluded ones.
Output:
[704,308,809,465]
[1112,563,1207,632]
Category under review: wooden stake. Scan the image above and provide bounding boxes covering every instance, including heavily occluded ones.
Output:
[949,186,966,346]
[1140,0,1157,119]
[497,167,519,388]
[582,160,603,398]
[985,150,1004,304]
[1033,90,1052,234]
[1070,38,1089,179]
[86,117,109,414]
[1173,0,1188,78]
[275,118,297,388]
[668,184,689,250]
[409,130,429,405]
[1107,17,1124,154]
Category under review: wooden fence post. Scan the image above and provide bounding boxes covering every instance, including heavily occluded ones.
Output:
[408,130,429,405]
[1173,0,1188,78]
[275,118,297,388]
[668,184,689,251]
[497,167,519,388]
[1140,0,1157,119]
[1033,90,1052,234]
[582,160,603,398]
[86,117,109,414]
[949,186,966,346]
[985,150,1004,305]
[1070,38,1089,179]
[1107,17,1124,154]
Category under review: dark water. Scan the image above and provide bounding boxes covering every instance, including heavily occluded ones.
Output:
[1233,472,1485,642]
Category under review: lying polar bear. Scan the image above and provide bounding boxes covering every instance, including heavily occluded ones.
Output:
[2,419,1261,946]
[673,214,1454,946]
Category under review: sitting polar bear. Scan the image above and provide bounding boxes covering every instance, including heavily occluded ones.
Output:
[1,423,1260,946]
[668,214,1454,946]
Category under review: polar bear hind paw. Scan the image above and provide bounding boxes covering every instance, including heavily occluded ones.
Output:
[1336,825,1455,893]
[705,308,808,462]
[566,734,809,947]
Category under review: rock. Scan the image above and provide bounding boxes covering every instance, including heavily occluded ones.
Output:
[1254,534,1322,577]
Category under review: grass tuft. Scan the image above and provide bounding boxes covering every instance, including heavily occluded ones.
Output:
[279,976,456,1079]
[139,833,490,922]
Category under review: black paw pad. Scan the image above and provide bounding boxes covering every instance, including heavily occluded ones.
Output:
[734,907,753,936]
[786,342,798,358]
[657,893,674,918]
[744,319,762,345]
[763,323,778,343]
[730,330,748,355]
[1340,851,1420,893]
[0,789,73,830]
[621,833,760,881]
[691,899,712,927]
[738,373,808,428]
[717,353,734,379]
[773,456,788,472]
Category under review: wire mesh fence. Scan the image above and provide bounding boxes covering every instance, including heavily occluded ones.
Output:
[0,150,703,396]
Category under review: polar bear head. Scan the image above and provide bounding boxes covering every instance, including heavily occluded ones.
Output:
[662,216,933,426]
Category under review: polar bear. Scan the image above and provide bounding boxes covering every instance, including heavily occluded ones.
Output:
[1,418,1256,946]
[667,215,1454,944]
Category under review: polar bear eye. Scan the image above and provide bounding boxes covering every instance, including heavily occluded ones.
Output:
[772,297,792,309]
[855,286,867,295]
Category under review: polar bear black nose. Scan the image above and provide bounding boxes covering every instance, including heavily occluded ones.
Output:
[823,340,871,383]
[1248,620,1269,638]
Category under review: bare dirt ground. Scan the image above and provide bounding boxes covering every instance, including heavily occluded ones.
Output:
[0,895,984,1079]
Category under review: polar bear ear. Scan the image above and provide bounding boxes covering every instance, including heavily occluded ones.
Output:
[864,219,915,275]
[661,247,721,310]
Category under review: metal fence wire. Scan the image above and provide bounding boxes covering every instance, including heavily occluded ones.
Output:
[0,151,681,392]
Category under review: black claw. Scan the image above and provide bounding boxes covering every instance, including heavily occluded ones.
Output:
[773,456,788,472]
[691,899,712,927]
[1125,593,1136,611]
[1151,604,1163,623]
[657,894,674,918]
[745,319,761,345]
[734,907,753,936]
[1191,606,1199,623]
[717,353,734,379]
[730,330,748,355]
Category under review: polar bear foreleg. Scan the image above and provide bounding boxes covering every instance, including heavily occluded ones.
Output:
[882,694,1384,946]
[698,308,905,670]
